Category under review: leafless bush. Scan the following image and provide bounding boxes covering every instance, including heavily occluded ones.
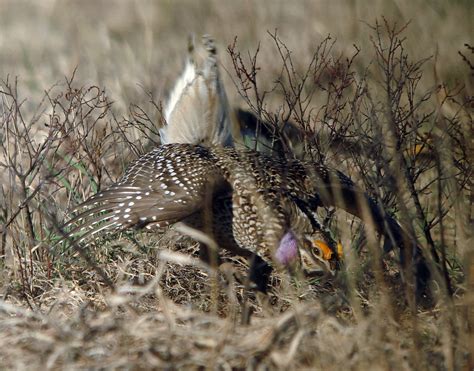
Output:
[228,20,472,368]
[0,72,122,299]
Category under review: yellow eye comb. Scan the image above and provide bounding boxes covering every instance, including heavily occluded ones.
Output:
[313,240,343,261]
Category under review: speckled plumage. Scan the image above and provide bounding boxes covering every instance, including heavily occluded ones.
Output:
[62,141,432,297]
[65,144,323,263]
[63,142,414,268]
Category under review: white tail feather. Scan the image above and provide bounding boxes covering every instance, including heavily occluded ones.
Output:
[160,36,233,147]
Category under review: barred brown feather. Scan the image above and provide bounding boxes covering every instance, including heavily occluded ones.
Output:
[65,143,404,254]
[62,143,429,294]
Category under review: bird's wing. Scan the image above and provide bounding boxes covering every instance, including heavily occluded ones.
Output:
[62,144,225,243]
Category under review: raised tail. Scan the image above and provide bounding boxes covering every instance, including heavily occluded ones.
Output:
[160,35,234,147]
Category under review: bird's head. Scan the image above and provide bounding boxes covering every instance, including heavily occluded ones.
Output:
[274,231,343,275]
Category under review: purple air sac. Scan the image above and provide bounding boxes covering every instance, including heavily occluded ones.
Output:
[275,230,299,266]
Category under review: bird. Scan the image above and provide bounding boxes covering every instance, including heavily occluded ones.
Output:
[61,36,430,295]
[62,141,430,292]
[63,143,337,284]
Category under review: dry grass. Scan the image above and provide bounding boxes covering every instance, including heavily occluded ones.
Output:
[0,1,472,370]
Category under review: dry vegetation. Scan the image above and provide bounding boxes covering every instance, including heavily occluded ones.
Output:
[0,1,472,370]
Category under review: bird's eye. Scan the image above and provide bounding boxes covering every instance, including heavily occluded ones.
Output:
[312,247,322,257]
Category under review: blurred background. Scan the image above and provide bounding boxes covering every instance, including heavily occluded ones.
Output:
[1,0,472,115]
